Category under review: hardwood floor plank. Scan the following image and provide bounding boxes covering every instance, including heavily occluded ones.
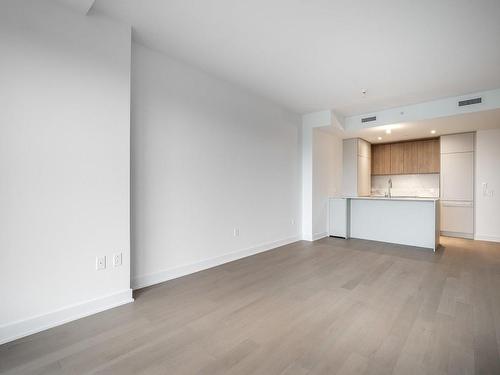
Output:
[1,236,500,374]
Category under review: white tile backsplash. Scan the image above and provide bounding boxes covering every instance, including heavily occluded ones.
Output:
[371,174,440,197]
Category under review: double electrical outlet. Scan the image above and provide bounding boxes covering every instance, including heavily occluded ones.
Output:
[482,182,495,198]
[96,252,122,270]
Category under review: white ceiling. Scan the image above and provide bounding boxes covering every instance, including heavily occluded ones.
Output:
[91,0,500,116]
[343,108,500,144]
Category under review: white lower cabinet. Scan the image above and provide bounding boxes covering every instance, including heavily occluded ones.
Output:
[440,201,473,238]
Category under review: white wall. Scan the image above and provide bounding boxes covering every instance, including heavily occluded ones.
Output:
[301,125,314,240]
[475,129,500,242]
[312,129,342,238]
[301,111,337,240]
[0,0,132,343]
[131,43,301,288]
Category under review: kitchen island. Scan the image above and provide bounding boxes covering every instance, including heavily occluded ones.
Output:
[329,196,440,251]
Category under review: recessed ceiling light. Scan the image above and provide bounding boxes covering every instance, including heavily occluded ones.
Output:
[385,129,392,134]
[378,136,382,140]
[430,130,436,134]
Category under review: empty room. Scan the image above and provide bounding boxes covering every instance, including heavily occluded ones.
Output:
[2,0,500,374]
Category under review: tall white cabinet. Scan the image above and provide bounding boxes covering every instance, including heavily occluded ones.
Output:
[440,133,474,238]
[342,138,371,197]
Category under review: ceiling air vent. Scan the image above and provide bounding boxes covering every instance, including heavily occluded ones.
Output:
[458,97,482,107]
[361,116,377,123]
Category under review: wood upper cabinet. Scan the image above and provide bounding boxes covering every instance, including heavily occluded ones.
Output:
[371,144,391,175]
[417,139,440,173]
[372,138,440,175]
[390,143,404,174]
[403,141,419,174]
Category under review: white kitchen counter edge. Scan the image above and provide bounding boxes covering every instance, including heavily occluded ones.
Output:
[330,196,440,202]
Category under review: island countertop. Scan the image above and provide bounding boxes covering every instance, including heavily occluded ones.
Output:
[328,196,440,250]
[337,196,440,202]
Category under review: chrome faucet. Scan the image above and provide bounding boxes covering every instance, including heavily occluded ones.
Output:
[387,177,392,198]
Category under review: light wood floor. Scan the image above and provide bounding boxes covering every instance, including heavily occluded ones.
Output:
[1,236,500,374]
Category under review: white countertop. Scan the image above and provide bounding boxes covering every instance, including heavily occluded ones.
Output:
[331,196,440,202]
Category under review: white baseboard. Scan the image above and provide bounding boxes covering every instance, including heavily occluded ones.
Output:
[302,233,313,241]
[312,232,328,241]
[474,234,500,243]
[132,236,300,290]
[0,289,133,345]
[441,231,474,239]
[302,232,328,241]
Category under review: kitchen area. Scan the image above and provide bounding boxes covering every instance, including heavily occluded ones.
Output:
[329,132,475,251]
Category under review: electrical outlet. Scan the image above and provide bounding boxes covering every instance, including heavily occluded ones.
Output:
[113,252,122,267]
[291,219,295,225]
[483,182,495,198]
[233,228,240,237]
[96,256,106,270]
